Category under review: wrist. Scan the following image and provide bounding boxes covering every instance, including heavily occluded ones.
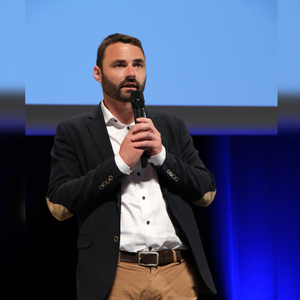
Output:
[115,153,131,175]
[148,146,166,166]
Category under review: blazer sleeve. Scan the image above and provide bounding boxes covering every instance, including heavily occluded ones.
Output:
[47,121,126,215]
[153,116,216,204]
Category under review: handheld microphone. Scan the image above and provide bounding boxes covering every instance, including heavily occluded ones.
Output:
[131,90,147,168]
[131,90,146,120]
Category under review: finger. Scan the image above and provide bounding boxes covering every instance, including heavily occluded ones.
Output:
[131,131,156,142]
[132,121,155,134]
[136,117,149,123]
[133,140,162,156]
[132,140,152,150]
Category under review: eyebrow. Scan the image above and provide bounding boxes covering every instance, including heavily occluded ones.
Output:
[110,58,145,66]
[133,58,145,64]
[110,59,126,66]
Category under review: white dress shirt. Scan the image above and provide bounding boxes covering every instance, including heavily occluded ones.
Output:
[101,100,186,253]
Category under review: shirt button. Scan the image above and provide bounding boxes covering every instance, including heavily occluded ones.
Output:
[127,126,130,130]
[137,172,141,176]
[146,221,150,225]
[142,196,146,200]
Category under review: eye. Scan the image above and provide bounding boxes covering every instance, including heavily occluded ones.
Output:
[112,61,126,68]
[134,62,143,68]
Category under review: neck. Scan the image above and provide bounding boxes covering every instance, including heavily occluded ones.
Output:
[103,96,134,125]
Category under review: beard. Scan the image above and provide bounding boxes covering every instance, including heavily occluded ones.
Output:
[101,72,146,103]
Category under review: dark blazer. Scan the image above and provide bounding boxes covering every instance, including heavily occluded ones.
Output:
[47,104,217,300]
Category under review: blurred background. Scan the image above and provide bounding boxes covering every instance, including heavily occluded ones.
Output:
[1,0,299,299]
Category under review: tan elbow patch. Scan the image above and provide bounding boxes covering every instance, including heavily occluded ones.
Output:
[45,197,73,221]
[193,190,216,207]
[46,197,53,210]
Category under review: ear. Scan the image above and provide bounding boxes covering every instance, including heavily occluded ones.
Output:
[93,65,102,83]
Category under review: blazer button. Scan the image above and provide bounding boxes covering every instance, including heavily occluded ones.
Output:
[113,236,119,242]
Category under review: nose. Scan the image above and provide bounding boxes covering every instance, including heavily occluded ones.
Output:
[125,65,136,79]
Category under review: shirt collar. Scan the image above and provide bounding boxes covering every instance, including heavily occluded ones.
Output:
[100,99,134,129]
[101,99,116,124]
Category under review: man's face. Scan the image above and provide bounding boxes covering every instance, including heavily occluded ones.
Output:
[100,42,146,102]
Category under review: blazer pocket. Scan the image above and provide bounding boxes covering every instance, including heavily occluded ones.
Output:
[77,235,93,249]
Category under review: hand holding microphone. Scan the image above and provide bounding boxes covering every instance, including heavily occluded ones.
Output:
[131,90,148,168]
[130,90,163,167]
[119,90,162,169]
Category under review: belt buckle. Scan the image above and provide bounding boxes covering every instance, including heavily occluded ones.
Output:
[138,251,159,267]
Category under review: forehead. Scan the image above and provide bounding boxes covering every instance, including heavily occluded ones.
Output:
[103,42,145,64]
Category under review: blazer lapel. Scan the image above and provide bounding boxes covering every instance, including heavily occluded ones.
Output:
[86,105,114,161]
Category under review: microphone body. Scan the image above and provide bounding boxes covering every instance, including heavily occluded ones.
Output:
[131,91,148,168]
[131,90,146,121]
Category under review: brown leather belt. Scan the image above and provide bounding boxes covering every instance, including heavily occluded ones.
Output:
[120,250,186,267]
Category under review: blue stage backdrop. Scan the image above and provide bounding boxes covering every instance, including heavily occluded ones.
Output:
[202,132,299,300]
[23,0,278,136]
[277,130,300,300]
[200,136,277,299]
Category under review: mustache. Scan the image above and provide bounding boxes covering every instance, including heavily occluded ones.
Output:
[119,79,141,90]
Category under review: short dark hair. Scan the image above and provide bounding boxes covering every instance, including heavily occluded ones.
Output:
[96,33,145,70]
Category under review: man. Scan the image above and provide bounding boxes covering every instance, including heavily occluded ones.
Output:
[46,33,217,300]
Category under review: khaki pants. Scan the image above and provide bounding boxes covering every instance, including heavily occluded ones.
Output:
[104,252,199,300]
